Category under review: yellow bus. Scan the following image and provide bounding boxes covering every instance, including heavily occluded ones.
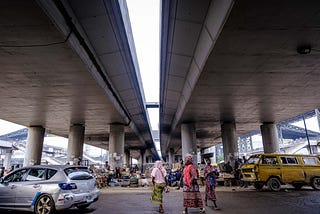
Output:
[241,153,320,191]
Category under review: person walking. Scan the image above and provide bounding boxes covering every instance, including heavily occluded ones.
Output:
[150,160,167,213]
[182,154,205,214]
[203,158,220,210]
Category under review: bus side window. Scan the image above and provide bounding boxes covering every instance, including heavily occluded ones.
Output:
[271,158,278,164]
[281,157,287,164]
[261,157,267,164]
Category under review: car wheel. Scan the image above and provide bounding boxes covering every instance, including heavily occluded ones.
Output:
[292,183,303,190]
[77,204,91,210]
[34,194,55,214]
[311,177,320,190]
[253,182,264,190]
[267,177,281,191]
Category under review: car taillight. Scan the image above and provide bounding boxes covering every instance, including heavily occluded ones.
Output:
[58,183,77,190]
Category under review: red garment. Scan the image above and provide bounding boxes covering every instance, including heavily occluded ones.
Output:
[183,163,203,208]
[184,164,197,187]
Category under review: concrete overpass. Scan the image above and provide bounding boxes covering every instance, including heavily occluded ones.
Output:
[160,0,320,162]
[0,0,159,167]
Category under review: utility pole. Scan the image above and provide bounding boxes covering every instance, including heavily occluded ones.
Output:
[302,114,312,154]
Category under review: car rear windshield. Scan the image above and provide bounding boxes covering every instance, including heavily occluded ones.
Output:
[64,167,93,180]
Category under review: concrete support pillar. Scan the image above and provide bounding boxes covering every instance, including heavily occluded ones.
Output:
[176,155,182,164]
[198,148,204,163]
[138,153,142,170]
[144,149,149,164]
[278,125,284,145]
[139,149,145,173]
[243,138,248,153]
[168,148,174,167]
[108,124,125,170]
[181,123,197,163]
[124,149,130,169]
[146,155,152,164]
[249,136,253,152]
[260,122,279,153]
[143,151,147,165]
[67,124,85,164]
[4,149,13,170]
[23,126,45,166]
[215,146,219,163]
[144,151,147,171]
[221,122,238,164]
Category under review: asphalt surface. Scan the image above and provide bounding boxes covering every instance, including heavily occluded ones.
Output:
[1,185,320,214]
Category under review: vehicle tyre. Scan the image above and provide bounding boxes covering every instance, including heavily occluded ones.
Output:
[34,194,55,214]
[253,182,264,190]
[77,204,91,210]
[267,177,281,192]
[292,183,303,190]
[311,177,320,190]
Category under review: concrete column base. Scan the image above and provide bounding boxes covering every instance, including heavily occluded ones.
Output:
[221,122,238,164]
[67,124,85,164]
[109,124,125,169]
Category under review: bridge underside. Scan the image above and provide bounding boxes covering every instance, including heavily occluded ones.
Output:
[160,0,320,156]
[0,1,158,159]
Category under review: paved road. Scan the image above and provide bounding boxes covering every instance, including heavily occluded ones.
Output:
[1,186,320,214]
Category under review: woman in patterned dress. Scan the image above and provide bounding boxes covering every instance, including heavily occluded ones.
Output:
[150,160,167,213]
[182,154,205,213]
[204,158,220,210]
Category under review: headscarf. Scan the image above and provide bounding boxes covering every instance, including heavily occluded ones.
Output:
[154,160,167,177]
[185,154,193,165]
[183,154,194,187]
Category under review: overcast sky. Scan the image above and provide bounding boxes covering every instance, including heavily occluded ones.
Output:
[126,0,160,131]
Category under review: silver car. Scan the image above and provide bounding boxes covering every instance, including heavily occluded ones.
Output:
[0,165,99,214]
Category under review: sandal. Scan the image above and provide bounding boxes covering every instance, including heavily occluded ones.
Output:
[159,208,164,213]
[200,208,205,213]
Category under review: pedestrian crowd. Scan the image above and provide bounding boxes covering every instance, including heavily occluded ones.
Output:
[150,153,229,213]
[149,154,250,213]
